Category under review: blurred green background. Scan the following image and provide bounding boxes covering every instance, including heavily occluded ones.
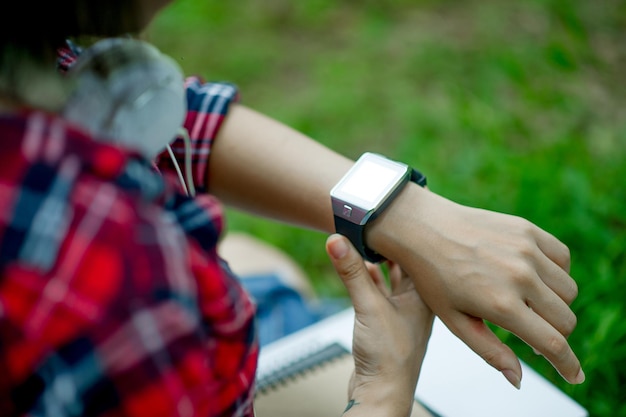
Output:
[147,0,625,416]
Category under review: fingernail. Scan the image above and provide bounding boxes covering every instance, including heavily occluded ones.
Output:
[329,235,349,259]
[573,368,585,384]
[502,369,521,390]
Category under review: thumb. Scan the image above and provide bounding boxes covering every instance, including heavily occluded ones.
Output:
[326,234,380,309]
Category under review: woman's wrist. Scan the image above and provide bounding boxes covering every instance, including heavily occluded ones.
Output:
[344,380,416,417]
[364,182,432,264]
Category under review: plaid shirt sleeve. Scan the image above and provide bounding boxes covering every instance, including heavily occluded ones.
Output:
[155,77,240,193]
[0,112,258,417]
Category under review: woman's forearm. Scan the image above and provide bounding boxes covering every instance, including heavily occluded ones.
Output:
[208,103,353,232]
[208,102,431,271]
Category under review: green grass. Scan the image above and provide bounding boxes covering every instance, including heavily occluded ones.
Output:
[148,1,626,415]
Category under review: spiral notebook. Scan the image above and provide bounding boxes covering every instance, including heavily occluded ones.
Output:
[255,308,588,417]
[255,341,437,417]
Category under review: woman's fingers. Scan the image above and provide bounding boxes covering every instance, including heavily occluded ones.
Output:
[388,262,415,296]
[525,279,578,338]
[467,295,585,386]
[444,312,523,389]
[517,221,577,304]
[511,308,585,384]
[534,247,578,305]
[532,225,572,274]
[365,261,391,297]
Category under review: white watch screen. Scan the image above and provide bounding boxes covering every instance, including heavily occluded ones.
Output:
[341,160,399,204]
[331,153,410,225]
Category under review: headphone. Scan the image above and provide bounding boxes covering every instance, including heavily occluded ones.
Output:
[63,38,195,195]
[63,38,186,159]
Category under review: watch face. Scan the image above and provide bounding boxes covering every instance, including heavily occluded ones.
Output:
[341,160,401,204]
[331,153,410,224]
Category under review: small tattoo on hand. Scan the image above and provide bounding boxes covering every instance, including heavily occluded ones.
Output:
[343,399,360,413]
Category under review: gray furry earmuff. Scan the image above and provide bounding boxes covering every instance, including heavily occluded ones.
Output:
[63,38,186,159]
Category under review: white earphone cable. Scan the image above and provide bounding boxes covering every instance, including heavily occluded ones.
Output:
[179,127,196,197]
[166,143,189,196]
[165,128,196,197]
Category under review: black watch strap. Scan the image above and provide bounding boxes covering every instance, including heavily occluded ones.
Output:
[411,168,427,187]
[334,216,386,263]
[334,168,427,263]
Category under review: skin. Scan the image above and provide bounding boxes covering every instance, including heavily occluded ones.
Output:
[326,234,434,417]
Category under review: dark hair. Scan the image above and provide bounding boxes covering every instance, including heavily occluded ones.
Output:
[0,1,141,63]
[0,0,142,104]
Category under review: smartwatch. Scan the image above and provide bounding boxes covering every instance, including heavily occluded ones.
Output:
[330,152,427,263]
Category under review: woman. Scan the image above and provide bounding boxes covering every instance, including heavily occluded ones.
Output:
[0,0,582,415]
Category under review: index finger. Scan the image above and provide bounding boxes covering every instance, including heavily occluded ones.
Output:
[442,312,523,388]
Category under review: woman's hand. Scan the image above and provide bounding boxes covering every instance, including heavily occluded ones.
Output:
[368,184,585,389]
[326,234,434,417]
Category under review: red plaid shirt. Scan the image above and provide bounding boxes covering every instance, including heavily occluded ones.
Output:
[0,48,258,416]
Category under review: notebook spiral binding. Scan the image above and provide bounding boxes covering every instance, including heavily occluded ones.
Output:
[255,342,350,396]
